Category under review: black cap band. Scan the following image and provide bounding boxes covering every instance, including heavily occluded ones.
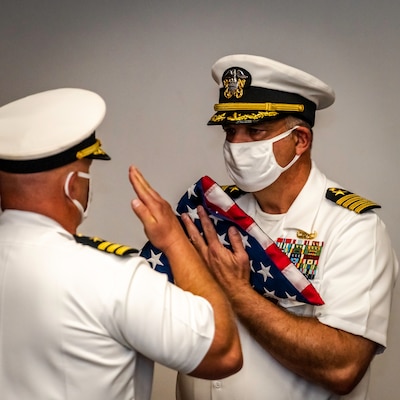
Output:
[0,132,110,173]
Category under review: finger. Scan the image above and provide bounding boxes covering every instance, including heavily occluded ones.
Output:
[129,166,163,206]
[181,213,204,245]
[227,226,246,254]
[227,227,250,274]
[196,206,220,244]
[129,166,154,197]
[131,198,156,224]
[129,165,147,189]
[181,213,209,258]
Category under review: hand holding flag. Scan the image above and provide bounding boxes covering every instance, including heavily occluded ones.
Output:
[140,176,324,306]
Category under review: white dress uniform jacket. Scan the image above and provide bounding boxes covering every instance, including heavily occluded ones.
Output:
[177,162,398,400]
[0,210,215,400]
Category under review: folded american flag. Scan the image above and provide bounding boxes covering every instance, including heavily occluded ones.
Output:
[140,176,324,306]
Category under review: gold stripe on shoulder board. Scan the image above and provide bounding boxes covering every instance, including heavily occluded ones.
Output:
[325,188,381,214]
[74,234,139,256]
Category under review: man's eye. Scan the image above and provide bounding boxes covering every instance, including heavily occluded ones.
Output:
[249,128,262,135]
[223,128,235,136]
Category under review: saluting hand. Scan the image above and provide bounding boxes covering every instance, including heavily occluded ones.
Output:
[128,166,187,254]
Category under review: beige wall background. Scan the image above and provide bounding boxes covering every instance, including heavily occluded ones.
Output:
[1,1,399,398]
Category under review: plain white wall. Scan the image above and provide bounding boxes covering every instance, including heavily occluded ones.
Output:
[1,1,399,399]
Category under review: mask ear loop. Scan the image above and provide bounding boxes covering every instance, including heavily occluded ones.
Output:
[64,171,91,220]
[78,172,92,219]
[274,126,301,171]
[269,125,300,144]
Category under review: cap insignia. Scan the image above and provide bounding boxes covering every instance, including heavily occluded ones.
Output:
[326,188,381,214]
[222,67,251,99]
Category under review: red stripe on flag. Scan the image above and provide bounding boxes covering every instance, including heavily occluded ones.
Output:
[202,179,254,231]
[201,176,216,192]
[225,204,255,231]
[301,284,324,305]
[265,243,291,271]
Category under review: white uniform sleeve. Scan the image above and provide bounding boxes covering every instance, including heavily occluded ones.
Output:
[103,256,215,373]
[315,212,398,349]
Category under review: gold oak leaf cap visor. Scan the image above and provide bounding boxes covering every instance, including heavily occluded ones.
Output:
[0,88,110,173]
[208,54,335,127]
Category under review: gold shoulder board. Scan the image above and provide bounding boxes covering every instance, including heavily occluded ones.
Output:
[74,234,139,256]
[220,184,247,200]
[325,188,381,214]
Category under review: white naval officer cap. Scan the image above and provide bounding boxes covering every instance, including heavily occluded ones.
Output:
[208,54,335,127]
[0,88,110,173]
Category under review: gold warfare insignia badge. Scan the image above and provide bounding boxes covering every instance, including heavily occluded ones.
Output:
[325,188,381,214]
[222,67,251,99]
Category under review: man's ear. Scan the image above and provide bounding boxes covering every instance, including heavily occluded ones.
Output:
[293,126,312,154]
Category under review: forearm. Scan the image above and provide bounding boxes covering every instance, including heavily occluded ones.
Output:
[164,238,243,378]
[227,280,376,395]
[128,167,242,378]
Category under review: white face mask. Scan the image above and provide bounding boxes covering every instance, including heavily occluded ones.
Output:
[223,126,300,192]
[64,171,91,223]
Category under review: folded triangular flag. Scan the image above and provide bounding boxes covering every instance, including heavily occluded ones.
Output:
[140,176,324,306]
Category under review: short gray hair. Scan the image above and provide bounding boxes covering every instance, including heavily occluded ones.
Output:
[284,115,314,147]
[284,115,313,133]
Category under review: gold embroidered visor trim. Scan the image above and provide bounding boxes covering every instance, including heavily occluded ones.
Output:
[214,102,305,113]
[76,139,106,159]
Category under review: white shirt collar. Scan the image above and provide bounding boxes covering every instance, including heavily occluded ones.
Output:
[0,209,73,239]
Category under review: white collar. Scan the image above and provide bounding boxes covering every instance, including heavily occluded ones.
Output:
[0,209,73,239]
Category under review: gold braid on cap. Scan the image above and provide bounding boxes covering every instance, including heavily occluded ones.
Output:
[76,139,105,159]
[214,102,304,112]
